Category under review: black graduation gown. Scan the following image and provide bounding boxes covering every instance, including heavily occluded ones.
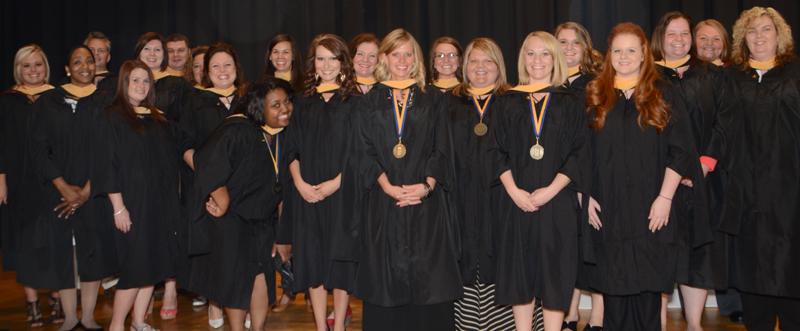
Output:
[565,73,595,291]
[278,91,358,292]
[448,92,503,285]
[177,88,242,283]
[723,60,800,298]
[0,89,47,271]
[97,74,189,123]
[583,83,705,296]
[15,87,117,289]
[351,84,462,307]
[489,88,589,311]
[191,116,282,309]
[657,59,740,289]
[92,106,179,289]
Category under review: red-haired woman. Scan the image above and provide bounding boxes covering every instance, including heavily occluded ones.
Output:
[584,23,702,330]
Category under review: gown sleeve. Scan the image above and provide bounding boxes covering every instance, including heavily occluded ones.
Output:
[91,111,122,196]
[423,92,452,191]
[557,94,591,192]
[29,94,63,182]
[704,68,741,166]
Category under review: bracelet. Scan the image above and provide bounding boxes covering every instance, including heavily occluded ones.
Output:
[658,194,673,201]
[113,207,126,216]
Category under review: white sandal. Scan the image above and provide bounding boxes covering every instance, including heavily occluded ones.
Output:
[130,323,159,331]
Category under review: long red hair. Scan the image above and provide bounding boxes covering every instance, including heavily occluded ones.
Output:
[586,22,670,132]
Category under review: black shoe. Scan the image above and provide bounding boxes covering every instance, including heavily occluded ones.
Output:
[583,325,603,331]
[79,322,105,331]
[562,320,578,331]
[728,311,744,323]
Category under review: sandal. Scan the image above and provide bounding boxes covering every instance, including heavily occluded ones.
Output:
[562,320,578,331]
[583,326,603,331]
[26,300,45,327]
[159,308,177,320]
[49,296,65,324]
[130,323,159,331]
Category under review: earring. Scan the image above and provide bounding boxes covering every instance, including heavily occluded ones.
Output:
[314,73,319,81]
[339,72,346,82]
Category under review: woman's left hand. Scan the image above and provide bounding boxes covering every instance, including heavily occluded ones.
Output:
[529,186,556,207]
[397,183,427,207]
[648,195,672,232]
[206,197,225,217]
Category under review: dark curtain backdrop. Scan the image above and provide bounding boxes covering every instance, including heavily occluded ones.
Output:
[1,0,798,89]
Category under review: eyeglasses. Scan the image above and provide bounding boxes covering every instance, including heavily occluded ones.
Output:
[434,52,459,60]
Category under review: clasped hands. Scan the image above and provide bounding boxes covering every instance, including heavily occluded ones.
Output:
[507,185,558,213]
[296,174,341,204]
[54,181,90,219]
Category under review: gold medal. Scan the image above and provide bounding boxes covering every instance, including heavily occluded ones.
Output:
[473,122,488,136]
[530,143,544,160]
[393,142,407,159]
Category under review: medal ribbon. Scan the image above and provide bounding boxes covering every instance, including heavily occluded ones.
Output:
[391,89,410,142]
[530,93,551,142]
[264,132,280,179]
[472,95,492,121]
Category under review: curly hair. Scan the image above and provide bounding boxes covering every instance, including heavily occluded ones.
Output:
[554,22,603,75]
[301,34,357,100]
[731,6,795,69]
[586,22,670,133]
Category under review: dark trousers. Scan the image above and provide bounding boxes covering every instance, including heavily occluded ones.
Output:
[363,301,454,331]
[603,292,661,331]
[715,288,742,316]
[741,292,800,331]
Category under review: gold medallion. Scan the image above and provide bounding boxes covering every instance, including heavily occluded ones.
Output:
[530,143,544,160]
[393,143,407,159]
[473,122,488,136]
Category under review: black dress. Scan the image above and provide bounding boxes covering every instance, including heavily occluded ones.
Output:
[351,83,461,329]
[279,91,358,293]
[92,106,179,289]
[191,116,283,309]
[15,87,117,289]
[0,88,49,271]
[723,59,800,299]
[657,58,740,289]
[583,83,705,296]
[489,88,589,311]
[449,90,516,331]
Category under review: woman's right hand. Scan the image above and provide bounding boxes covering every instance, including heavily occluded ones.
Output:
[507,186,538,212]
[114,207,132,233]
[296,180,325,203]
[0,174,7,205]
[588,196,603,230]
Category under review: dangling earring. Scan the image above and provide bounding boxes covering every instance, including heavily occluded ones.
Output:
[314,73,319,81]
[339,72,346,83]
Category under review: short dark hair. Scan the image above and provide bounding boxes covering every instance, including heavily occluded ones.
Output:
[236,78,293,126]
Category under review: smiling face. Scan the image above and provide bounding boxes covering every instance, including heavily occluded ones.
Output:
[270,41,293,72]
[138,39,164,71]
[66,48,96,86]
[127,68,150,106]
[433,42,459,79]
[192,53,205,83]
[610,33,644,79]
[695,24,725,62]
[208,51,236,89]
[314,45,342,84]
[264,88,293,128]
[466,48,498,88]
[167,40,189,70]
[745,15,778,61]
[383,41,415,80]
[353,42,378,77]
[557,28,584,68]
[523,36,554,83]
[663,17,692,60]
[19,52,47,87]
[86,38,110,70]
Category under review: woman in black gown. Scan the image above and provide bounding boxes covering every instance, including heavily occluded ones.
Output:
[279,33,358,331]
[723,6,800,330]
[261,34,304,92]
[180,42,248,328]
[352,28,461,331]
[448,37,515,331]
[350,33,380,95]
[583,23,701,331]
[491,31,589,331]
[429,37,463,93]
[193,79,293,331]
[0,44,57,327]
[94,60,180,331]
[24,45,117,331]
[554,21,605,331]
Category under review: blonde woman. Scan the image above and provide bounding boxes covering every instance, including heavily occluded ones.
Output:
[353,28,460,331]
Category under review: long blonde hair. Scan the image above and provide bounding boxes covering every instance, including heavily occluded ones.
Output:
[375,28,426,90]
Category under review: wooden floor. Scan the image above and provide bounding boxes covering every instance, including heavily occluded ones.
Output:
[0,269,748,330]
